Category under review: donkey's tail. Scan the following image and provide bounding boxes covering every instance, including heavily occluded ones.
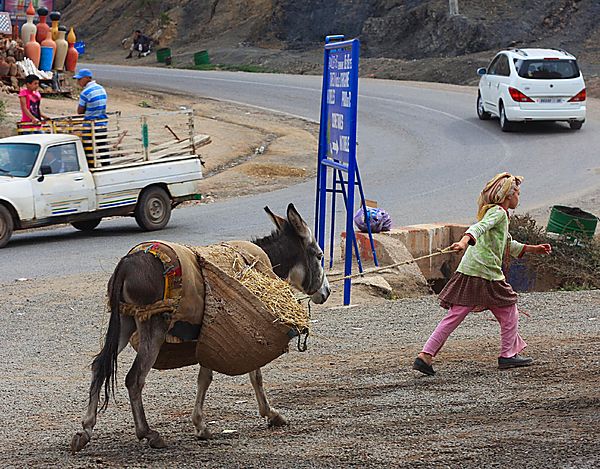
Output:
[90,255,129,411]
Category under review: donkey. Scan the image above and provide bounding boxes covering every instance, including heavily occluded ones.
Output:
[71,203,330,452]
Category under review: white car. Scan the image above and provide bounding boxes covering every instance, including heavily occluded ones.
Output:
[477,48,586,131]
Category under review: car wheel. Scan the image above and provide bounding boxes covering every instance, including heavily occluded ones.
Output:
[0,205,14,248]
[569,120,584,130]
[135,186,172,231]
[477,93,491,120]
[499,103,514,132]
[71,219,101,231]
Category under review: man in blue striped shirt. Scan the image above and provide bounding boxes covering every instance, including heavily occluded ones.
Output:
[74,69,109,165]
[74,69,107,121]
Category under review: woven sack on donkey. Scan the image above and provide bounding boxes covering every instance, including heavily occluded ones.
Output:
[120,241,309,374]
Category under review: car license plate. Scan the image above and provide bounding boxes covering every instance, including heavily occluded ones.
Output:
[537,97,563,103]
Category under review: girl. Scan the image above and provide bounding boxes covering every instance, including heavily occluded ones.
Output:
[19,74,50,127]
[413,172,551,375]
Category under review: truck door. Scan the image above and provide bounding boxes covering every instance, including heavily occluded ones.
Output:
[32,143,95,218]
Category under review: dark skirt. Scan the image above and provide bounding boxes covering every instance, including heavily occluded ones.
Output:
[439,272,517,311]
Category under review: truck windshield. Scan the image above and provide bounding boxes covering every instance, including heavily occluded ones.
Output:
[514,59,580,79]
[0,143,40,178]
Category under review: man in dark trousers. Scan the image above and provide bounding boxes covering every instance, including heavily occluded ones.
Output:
[126,30,153,59]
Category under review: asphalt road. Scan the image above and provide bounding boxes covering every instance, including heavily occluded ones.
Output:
[2,65,599,281]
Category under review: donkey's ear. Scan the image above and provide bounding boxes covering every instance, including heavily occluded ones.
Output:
[264,206,287,231]
[287,203,311,239]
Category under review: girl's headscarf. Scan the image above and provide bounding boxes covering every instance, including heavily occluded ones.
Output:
[477,172,523,220]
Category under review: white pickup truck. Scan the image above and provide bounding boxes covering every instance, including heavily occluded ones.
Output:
[0,133,204,247]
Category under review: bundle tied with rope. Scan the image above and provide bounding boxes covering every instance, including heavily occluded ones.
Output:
[121,241,310,375]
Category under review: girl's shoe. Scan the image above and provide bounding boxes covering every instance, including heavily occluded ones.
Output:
[498,354,533,369]
[413,357,435,376]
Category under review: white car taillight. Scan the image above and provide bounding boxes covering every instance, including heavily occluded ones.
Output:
[568,89,586,102]
[508,87,534,103]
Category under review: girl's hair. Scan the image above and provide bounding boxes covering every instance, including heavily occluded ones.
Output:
[25,74,40,84]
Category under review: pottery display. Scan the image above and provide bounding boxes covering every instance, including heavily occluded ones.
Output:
[65,27,79,72]
[41,31,56,65]
[54,26,68,71]
[50,11,61,41]
[36,7,50,43]
[24,33,41,68]
[21,2,37,45]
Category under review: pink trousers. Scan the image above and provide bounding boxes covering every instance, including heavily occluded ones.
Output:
[422,304,527,358]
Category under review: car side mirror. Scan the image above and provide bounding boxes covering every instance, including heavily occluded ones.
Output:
[477,67,487,76]
[40,165,52,175]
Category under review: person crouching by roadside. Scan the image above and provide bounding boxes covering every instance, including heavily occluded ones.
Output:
[413,172,552,376]
[19,74,51,133]
[126,30,153,59]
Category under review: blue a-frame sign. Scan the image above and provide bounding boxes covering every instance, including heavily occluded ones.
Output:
[315,35,378,305]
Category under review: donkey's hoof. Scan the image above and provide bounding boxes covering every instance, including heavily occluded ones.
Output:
[147,431,167,449]
[70,431,91,453]
[268,413,288,428]
[195,427,212,440]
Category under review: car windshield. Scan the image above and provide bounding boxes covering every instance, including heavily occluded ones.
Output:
[514,59,580,79]
[0,143,40,178]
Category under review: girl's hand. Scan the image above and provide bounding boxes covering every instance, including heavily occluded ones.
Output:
[450,238,469,252]
[530,244,552,255]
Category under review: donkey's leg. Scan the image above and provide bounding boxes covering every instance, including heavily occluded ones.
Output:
[191,366,213,439]
[249,368,288,427]
[71,315,136,453]
[125,314,169,448]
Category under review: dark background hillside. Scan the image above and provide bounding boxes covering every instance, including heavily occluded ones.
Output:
[56,0,600,87]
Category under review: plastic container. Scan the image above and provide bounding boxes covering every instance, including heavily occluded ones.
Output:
[156,47,171,63]
[546,205,598,240]
[39,46,54,71]
[507,260,536,292]
[74,41,85,55]
[194,50,210,66]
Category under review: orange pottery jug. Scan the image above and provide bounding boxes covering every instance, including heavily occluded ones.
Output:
[36,7,50,43]
[65,27,79,72]
[24,33,41,68]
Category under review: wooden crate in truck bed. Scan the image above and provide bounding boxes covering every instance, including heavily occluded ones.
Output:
[17,110,210,169]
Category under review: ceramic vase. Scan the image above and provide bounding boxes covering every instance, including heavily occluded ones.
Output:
[65,27,79,72]
[21,2,37,45]
[50,11,61,41]
[54,27,68,71]
[36,7,50,43]
[24,33,41,68]
[41,31,56,67]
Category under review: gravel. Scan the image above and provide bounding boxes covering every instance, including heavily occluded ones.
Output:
[1,273,599,468]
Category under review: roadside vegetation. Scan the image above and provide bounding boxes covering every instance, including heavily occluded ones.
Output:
[510,214,600,290]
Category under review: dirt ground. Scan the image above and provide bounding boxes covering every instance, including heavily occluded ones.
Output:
[0,85,318,203]
[0,273,598,468]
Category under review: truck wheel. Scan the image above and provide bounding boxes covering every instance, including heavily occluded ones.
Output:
[0,205,14,248]
[71,219,101,231]
[135,186,172,231]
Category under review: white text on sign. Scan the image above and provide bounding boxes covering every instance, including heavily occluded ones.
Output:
[331,113,344,130]
[341,91,351,108]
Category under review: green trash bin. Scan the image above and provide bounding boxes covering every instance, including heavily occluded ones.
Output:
[194,50,210,65]
[546,205,598,240]
[156,47,171,63]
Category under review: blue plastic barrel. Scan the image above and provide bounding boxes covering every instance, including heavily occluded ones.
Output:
[74,41,85,55]
[39,46,54,71]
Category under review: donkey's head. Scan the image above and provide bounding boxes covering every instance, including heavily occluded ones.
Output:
[254,203,330,304]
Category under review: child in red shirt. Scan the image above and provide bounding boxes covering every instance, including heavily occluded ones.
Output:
[19,74,50,126]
